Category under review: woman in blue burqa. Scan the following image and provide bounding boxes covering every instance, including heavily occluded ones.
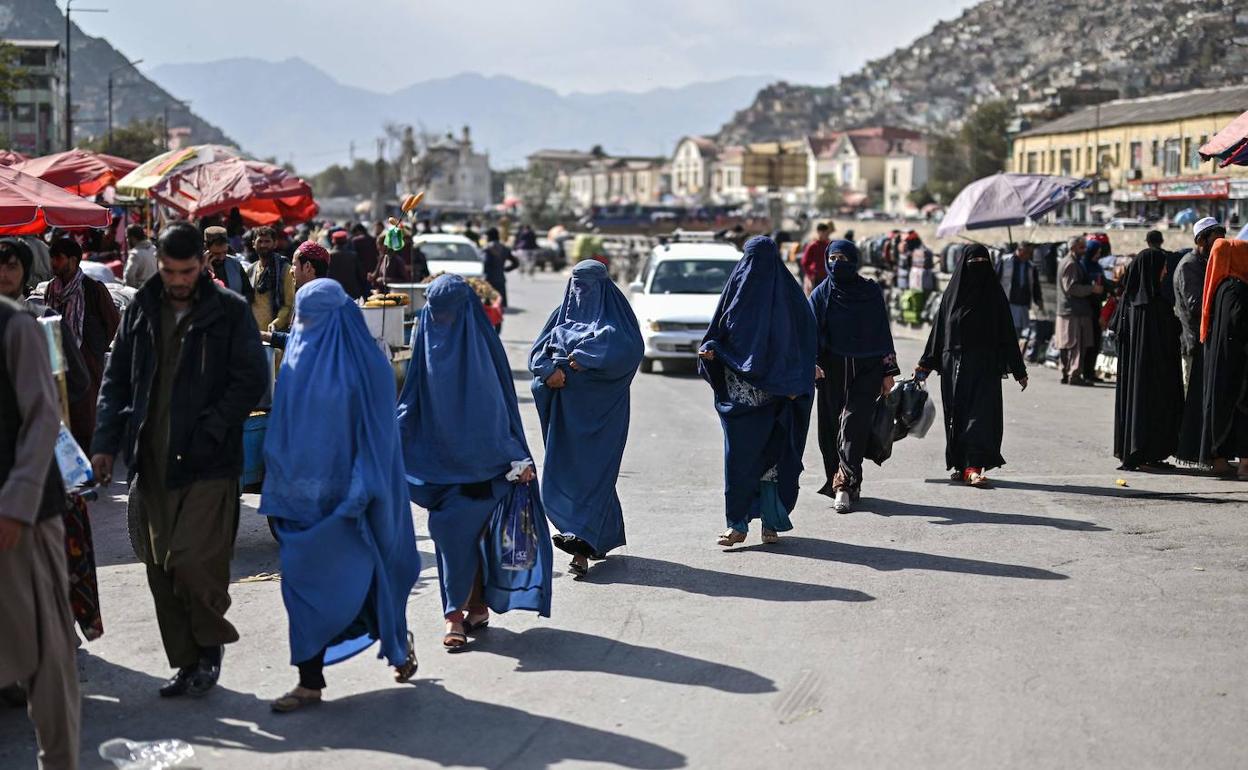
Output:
[698,235,817,547]
[260,278,419,714]
[529,260,643,577]
[809,239,899,514]
[399,274,553,650]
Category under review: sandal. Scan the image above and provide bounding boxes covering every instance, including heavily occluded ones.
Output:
[964,468,990,488]
[463,609,490,634]
[393,631,418,682]
[271,688,322,713]
[443,619,468,651]
[567,559,588,578]
[761,528,779,544]
[716,529,746,547]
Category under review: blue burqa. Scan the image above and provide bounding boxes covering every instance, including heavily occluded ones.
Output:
[259,279,419,668]
[699,236,817,532]
[398,274,552,617]
[529,261,643,555]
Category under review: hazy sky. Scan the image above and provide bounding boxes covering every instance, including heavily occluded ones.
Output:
[69,0,976,93]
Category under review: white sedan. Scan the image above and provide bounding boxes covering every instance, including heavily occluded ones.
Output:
[628,242,742,373]
[412,233,485,278]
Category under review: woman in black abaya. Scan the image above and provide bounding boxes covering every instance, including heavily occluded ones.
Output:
[1199,240,1248,478]
[916,245,1027,487]
[1111,249,1183,471]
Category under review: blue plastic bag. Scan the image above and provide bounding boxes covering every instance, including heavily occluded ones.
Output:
[491,481,537,571]
[480,480,553,617]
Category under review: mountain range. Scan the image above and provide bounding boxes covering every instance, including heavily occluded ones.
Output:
[147,58,773,172]
[718,0,1248,144]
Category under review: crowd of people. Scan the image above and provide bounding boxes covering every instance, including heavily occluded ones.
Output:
[1,207,1245,768]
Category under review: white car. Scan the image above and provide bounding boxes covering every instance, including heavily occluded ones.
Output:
[629,242,742,373]
[413,233,485,278]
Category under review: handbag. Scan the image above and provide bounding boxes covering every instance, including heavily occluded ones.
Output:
[488,481,538,572]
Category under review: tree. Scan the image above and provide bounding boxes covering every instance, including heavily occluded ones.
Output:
[515,162,565,227]
[815,176,842,214]
[310,159,382,198]
[82,119,164,163]
[0,42,27,111]
[961,100,1012,181]
[926,134,969,203]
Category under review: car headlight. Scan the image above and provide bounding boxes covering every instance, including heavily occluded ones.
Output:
[647,320,662,332]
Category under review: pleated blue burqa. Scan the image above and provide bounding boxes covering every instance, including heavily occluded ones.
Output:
[529,260,643,556]
[398,274,552,617]
[699,236,817,533]
[260,278,419,668]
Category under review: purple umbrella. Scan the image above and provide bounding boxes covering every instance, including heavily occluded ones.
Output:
[936,172,1091,239]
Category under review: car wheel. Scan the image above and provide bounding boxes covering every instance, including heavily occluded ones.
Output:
[640,357,655,374]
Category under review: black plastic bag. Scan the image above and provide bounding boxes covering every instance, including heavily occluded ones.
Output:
[865,389,900,465]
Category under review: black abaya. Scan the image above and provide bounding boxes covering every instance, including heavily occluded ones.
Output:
[1200,278,1248,462]
[919,245,1026,473]
[816,355,888,495]
[1175,344,1205,464]
[1111,250,1183,468]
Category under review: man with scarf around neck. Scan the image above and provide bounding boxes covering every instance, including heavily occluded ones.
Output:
[245,225,295,335]
[45,236,119,452]
[698,236,817,546]
[916,244,1027,488]
[1054,236,1103,386]
[809,239,898,513]
[91,222,268,698]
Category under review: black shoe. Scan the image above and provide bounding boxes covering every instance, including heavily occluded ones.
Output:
[186,646,223,697]
[159,667,196,698]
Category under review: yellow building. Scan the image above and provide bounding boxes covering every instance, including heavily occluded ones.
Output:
[1011,85,1248,225]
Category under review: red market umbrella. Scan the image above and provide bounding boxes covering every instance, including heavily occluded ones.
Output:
[150,158,318,225]
[0,150,28,167]
[0,166,112,235]
[11,148,140,196]
[1199,109,1248,167]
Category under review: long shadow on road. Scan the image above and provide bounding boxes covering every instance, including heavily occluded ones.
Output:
[857,498,1110,531]
[582,555,873,602]
[1,655,687,770]
[470,627,776,694]
[936,478,1248,505]
[727,537,1068,580]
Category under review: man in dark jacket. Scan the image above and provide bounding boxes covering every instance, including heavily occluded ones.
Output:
[328,230,369,299]
[350,223,379,277]
[482,227,519,309]
[91,222,268,698]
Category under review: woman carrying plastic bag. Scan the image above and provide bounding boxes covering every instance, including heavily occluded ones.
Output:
[398,275,552,651]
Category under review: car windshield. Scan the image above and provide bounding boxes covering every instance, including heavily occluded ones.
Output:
[420,242,480,263]
[649,259,734,295]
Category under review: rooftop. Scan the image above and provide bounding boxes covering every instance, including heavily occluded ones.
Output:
[1018,84,1248,137]
[2,39,61,49]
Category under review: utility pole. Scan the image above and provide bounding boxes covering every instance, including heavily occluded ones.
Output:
[107,57,142,154]
[64,0,108,151]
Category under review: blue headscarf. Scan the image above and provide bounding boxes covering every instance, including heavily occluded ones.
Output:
[699,235,817,397]
[260,278,418,667]
[809,239,895,359]
[530,260,643,379]
[398,274,529,485]
[529,260,643,554]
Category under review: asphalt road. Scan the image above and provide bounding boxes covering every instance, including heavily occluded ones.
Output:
[4,271,1247,769]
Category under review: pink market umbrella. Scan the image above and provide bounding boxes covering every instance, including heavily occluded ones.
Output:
[11,149,140,197]
[0,166,112,235]
[0,150,28,167]
[1199,109,1248,167]
[936,172,1090,239]
[150,158,318,225]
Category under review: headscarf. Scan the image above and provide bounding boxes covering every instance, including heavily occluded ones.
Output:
[260,278,417,666]
[45,266,85,342]
[1122,249,1169,307]
[808,239,894,358]
[699,235,817,397]
[397,274,529,485]
[1200,238,1248,343]
[925,244,1018,357]
[529,260,642,379]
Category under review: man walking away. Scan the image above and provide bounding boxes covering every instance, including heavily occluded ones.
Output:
[123,225,158,289]
[482,227,519,309]
[799,223,832,295]
[91,222,268,697]
[45,236,119,452]
[328,230,369,300]
[351,223,379,278]
[204,226,252,300]
[0,294,81,769]
[1175,217,1227,470]
[997,242,1044,340]
[1055,237,1102,385]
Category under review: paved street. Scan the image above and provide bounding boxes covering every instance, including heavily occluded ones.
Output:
[4,270,1247,770]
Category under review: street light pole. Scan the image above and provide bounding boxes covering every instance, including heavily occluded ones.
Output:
[63,1,108,151]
